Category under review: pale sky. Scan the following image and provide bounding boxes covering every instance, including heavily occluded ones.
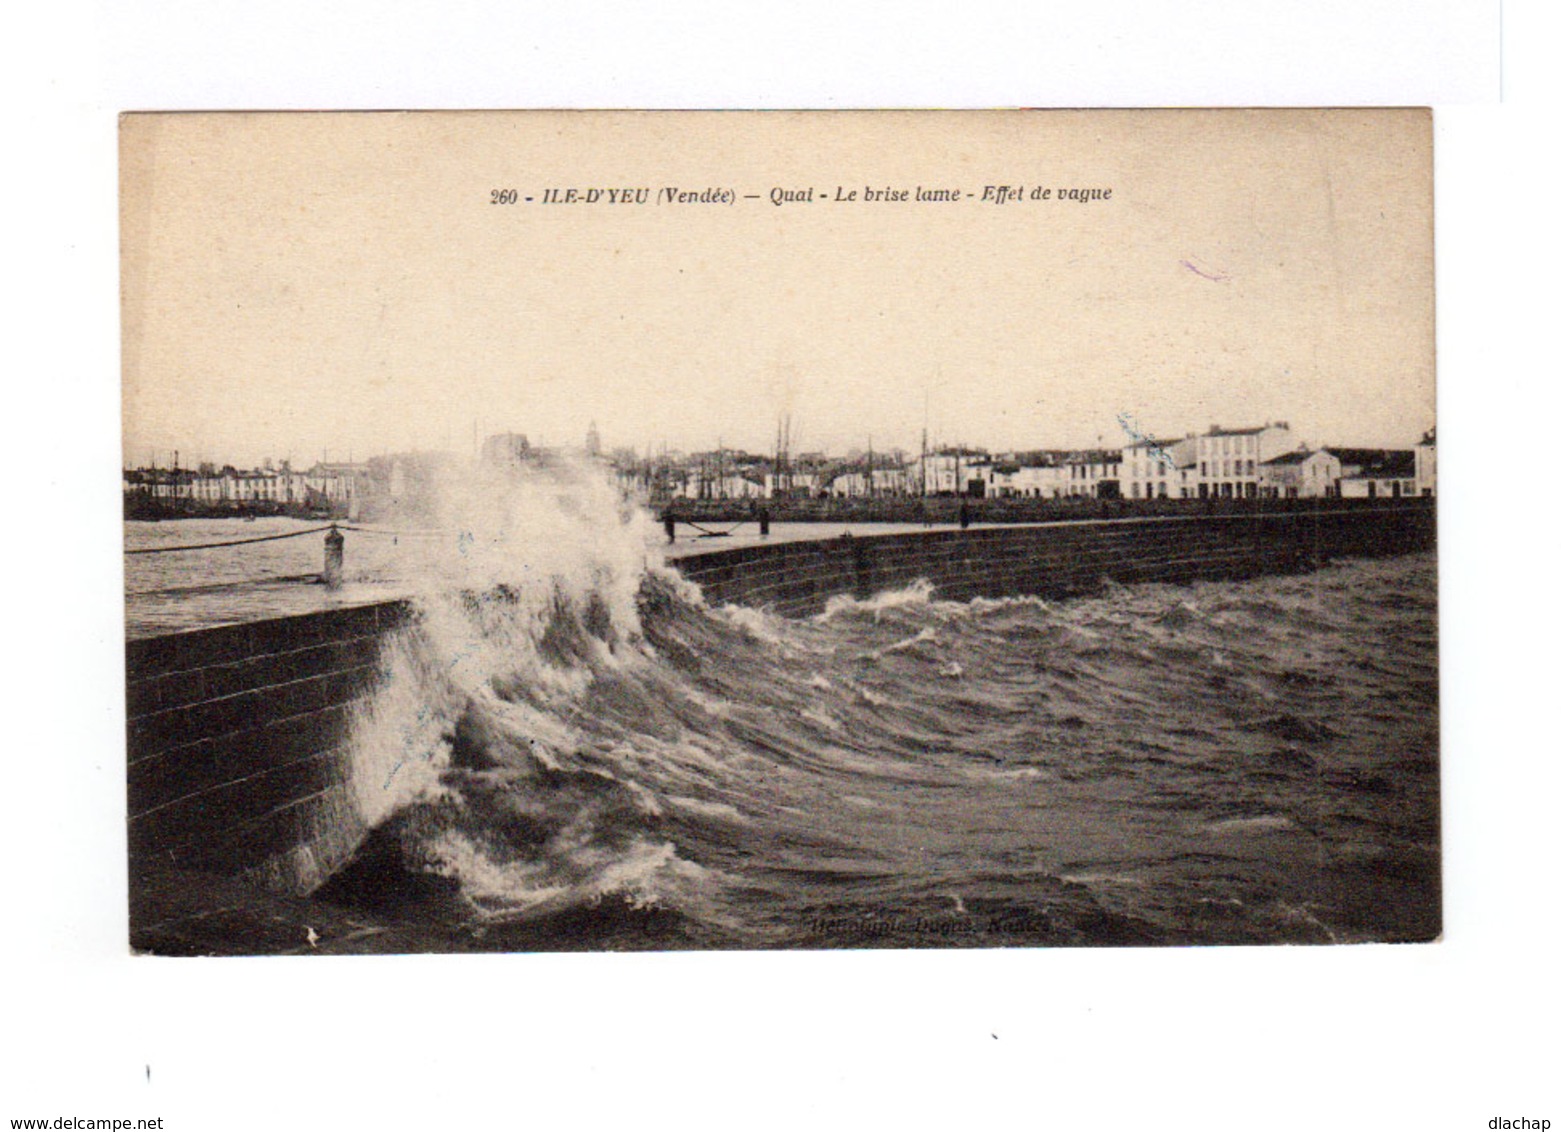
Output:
[121,110,1434,468]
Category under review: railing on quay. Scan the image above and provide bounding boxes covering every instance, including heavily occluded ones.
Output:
[124,523,448,595]
[123,496,1436,591]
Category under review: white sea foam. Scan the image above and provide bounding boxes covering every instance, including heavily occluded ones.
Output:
[968,594,1052,615]
[817,579,937,622]
[344,456,658,825]
[1060,873,1147,888]
[345,630,457,825]
[665,795,747,823]
[883,627,940,653]
[720,603,791,647]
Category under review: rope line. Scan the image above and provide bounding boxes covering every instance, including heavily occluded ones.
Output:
[124,526,337,555]
[337,525,450,537]
[684,520,748,538]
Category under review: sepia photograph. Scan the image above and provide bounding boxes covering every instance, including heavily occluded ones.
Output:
[121,109,1438,956]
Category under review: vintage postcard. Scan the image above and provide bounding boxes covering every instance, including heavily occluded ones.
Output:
[121,109,1436,954]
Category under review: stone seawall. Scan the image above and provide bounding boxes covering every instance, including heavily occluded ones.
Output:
[673,504,1435,616]
[127,601,412,897]
[125,502,1435,901]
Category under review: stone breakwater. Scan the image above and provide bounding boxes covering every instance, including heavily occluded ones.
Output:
[671,505,1434,616]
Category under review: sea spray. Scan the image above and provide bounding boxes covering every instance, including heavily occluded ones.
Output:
[331,456,726,926]
[344,456,659,825]
[346,628,459,826]
[378,451,662,626]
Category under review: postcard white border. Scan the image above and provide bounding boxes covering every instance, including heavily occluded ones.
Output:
[12,2,1559,1128]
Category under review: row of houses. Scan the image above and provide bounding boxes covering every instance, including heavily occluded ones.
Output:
[127,422,1437,517]
[123,460,365,515]
[1110,423,1435,501]
[641,422,1437,503]
[995,423,1434,501]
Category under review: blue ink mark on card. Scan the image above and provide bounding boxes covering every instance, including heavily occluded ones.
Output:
[383,705,437,790]
[1116,411,1177,470]
[1180,258,1229,282]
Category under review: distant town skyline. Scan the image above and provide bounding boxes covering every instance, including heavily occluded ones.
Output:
[125,418,1437,514]
[123,408,1435,475]
[122,111,1433,472]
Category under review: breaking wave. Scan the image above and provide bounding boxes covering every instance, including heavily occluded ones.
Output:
[317,465,1439,950]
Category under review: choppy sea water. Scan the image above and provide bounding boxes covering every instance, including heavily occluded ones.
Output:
[305,550,1437,951]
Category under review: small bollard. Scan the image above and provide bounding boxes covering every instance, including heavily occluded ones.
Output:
[323,524,345,589]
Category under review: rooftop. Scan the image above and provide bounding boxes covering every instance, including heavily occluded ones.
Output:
[1206,421,1290,437]
[1336,450,1416,479]
[1260,450,1322,467]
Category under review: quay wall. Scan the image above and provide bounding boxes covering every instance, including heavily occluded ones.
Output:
[126,503,1435,899]
[126,602,412,899]
[672,502,1435,616]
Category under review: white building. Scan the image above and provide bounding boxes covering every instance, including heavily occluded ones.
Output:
[1062,449,1123,498]
[681,471,765,500]
[764,470,822,499]
[1415,428,1436,497]
[1120,436,1197,501]
[1014,462,1070,498]
[872,466,910,496]
[988,453,1069,499]
[1258,448,1341,498]
[1174,459,1201,499]
[1194,423,1299,499]
[304,463,364,511]
[1331,449,1418,499]
[919,450,992,496]
[221,469,288,504]
[830,465,911,498]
